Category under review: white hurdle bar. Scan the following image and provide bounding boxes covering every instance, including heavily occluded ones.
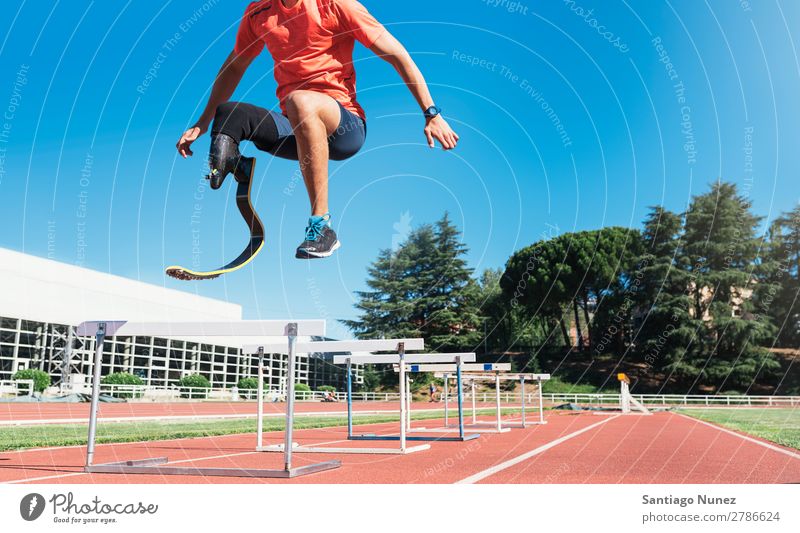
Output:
[432,372,550,432]
[245,339,447,455]
[78,320,339,479]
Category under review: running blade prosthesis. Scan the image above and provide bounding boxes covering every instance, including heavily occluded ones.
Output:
[166,157,264,281]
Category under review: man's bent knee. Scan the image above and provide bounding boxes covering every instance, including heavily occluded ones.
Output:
[214,101,246,122]
[285,91,325,122]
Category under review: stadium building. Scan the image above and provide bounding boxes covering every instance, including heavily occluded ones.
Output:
[0,248,359,393]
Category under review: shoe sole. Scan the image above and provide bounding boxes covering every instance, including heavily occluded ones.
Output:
[296,240,341,259]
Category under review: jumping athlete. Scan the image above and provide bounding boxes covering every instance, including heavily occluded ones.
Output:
[175,0,458,271]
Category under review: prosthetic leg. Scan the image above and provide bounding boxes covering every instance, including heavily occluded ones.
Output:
[206,134,255,190]
[165,134,265,281]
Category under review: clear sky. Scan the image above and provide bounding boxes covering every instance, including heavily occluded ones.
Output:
[1,1,798,338]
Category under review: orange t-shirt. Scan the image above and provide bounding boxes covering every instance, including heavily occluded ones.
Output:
[234,0,386,120]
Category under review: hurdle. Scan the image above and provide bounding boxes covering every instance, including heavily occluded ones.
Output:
[394,362,509,436]
[422,372,550,433]
[334,353,482,445]
[243,339,470,454]
[77,320,341,478]
[618,373,652,415]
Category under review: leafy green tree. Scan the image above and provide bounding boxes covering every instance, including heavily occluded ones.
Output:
[13,369,50,393]
[101,372,144,399]
[178,374,211,399]
[468,268,548,353]
[501,236,572,347]
[563,227,643,352]
[502,227,641,353]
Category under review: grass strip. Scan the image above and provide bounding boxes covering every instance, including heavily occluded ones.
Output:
[678,408,800,450]
[0,408,523,451]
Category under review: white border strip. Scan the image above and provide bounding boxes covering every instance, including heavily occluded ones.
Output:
[672,412,800,461]
[455,415,620,484]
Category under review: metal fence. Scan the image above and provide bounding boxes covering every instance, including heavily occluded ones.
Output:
[542,393,800,407]
[85,387,800,407]
[6,381,800,407]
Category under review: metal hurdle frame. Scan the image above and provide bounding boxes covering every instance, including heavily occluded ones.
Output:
[431,372,551,432]
[78,319,341,479]
[336,352,482,446]
[244,339,464,454]
[395,363,511,440]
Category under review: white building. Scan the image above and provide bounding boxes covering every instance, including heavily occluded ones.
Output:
[0,248,357,391]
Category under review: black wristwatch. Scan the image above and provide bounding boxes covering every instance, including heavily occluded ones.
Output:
[423,105,442,119]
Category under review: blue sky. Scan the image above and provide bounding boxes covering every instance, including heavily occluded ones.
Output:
[1,1,798,338]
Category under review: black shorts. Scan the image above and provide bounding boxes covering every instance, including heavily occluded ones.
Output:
[211,100,366,161]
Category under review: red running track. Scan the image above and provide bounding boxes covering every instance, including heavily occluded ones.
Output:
[1,411,798,484]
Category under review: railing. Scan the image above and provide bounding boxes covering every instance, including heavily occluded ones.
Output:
[9,381,799,407]
[540,393,800,407]
[0,380,34,397]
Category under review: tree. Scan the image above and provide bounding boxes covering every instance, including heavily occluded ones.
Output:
[501,236,573,347]
[763,206,800,346]
[502,227,642,353]
[670,182,778,390]
[631,207,695,379]
[342,213,482,352]
[562,227,643,352]
[469,268,550,354]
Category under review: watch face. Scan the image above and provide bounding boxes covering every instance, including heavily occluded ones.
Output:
[425,106,440,117]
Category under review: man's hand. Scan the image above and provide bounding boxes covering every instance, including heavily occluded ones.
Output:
[176,125,207,158]
[424,115,459,150]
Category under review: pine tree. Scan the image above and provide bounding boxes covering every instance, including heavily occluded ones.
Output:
[673,182,778,390]
[341,213,482,352]
[762,205,800,347]
[633,207,695,379]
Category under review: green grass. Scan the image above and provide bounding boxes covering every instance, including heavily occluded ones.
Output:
[0,408,523,452]
[541,376,600,394]
[679,408,800,450]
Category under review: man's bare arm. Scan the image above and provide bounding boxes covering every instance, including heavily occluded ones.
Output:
[176,51,255,157]
[368,32,459,150]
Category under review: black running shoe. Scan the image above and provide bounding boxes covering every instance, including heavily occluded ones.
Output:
[296,216,341,259]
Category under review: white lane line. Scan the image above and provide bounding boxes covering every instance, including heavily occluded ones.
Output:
[6,471,88,484]
[672,412,800,461]
[455,415,620,484]
[4,449,261,484]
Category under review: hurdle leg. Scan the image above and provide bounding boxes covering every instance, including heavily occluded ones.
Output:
[406,373,412,432]
[538,378,545,424]
[456,357,465,440]
[521,376,526,429]
[257,347,264,449]
[444,374,449,427]
[398,343,406,452]
[471,379,476,425]
[495,373,502,432]
[86,323,107,468]
[284,323,298,470]
[346,358,353,438]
